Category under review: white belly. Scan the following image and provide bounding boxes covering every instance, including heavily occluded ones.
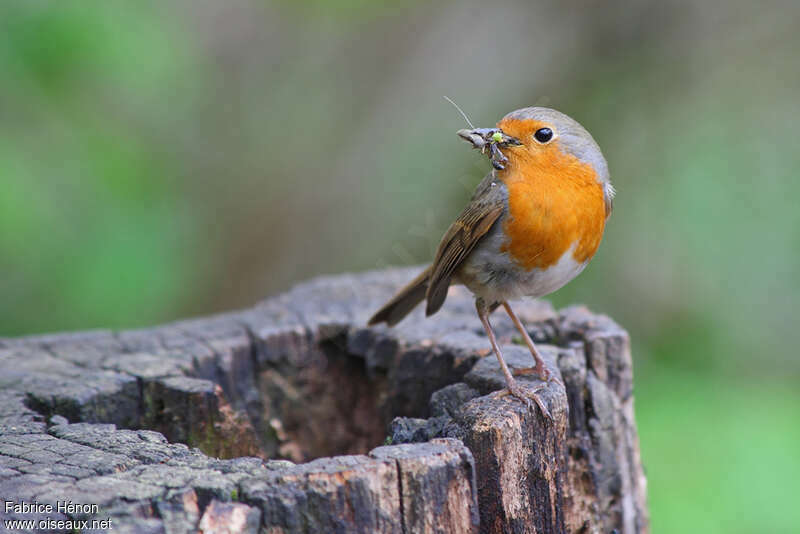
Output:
[456,223,588,304]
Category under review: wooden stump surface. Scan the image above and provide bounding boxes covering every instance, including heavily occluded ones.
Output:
[0,267,647,533]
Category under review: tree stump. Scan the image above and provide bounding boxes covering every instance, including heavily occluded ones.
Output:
[0,267,647,533]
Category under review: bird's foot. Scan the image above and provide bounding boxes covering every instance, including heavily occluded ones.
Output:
[512,364,563,387]
[489,381,552,420]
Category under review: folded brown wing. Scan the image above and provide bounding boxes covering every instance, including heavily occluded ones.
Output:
[425,175,506,316]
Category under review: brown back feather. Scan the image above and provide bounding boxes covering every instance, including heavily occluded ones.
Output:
[369,172,506,325]
[367,266,430,326]
[425,173,506,315]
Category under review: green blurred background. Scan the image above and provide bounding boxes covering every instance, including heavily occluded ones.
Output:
[1,1,798,531]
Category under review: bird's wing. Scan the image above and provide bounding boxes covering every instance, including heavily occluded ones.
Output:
[425,172,506,315]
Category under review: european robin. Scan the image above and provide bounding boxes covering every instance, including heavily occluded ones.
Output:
[369,107,614,418]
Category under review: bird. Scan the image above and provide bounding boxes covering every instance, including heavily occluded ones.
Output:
[368,107,614,418]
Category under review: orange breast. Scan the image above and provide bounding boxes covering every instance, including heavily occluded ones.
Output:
[499,141,606,271]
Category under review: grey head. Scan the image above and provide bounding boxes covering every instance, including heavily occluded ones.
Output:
[498,107,611,188]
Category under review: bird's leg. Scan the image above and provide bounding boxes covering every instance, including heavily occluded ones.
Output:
[502,302,562,386]
[476,299,552,419]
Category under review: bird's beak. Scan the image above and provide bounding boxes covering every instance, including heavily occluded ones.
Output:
[457,128,522,170]
[457,128,522,149]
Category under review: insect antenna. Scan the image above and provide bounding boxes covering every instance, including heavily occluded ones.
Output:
[443,96,475,129]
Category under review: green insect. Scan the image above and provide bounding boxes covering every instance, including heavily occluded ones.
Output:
[445,96,522,170]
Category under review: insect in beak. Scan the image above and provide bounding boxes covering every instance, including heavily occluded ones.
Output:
[457,128,522,170]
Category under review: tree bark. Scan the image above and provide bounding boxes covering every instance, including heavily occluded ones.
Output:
[0,267,647,533]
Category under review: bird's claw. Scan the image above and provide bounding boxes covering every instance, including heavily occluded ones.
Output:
[490,382,553,420]
[512,365,564,387]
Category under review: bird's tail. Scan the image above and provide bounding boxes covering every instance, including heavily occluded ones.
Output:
[368,266,431,326]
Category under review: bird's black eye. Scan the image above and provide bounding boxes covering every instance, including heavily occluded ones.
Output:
[534,127,553,143]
